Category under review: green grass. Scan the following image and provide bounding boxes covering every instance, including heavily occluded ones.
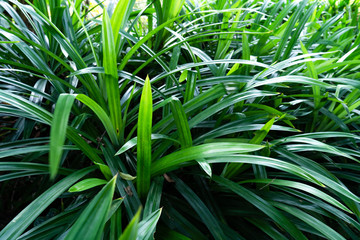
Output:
[1,0,360,239]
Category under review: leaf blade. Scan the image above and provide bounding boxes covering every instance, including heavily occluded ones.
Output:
[0,167,96,240]
[137,76,153,199]
[49,94,76,179]
[64,175,117,240]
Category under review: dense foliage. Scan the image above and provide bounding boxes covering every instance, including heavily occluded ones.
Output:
[1,0,360,239]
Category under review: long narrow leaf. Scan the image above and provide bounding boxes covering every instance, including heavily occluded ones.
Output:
[119,208,142,240]
[137,76,153,199]
[151,143,264,176]
[212,176,307,240]
[49,94,76,179]
[0,166,96,240]
[103,9,123,142]
[64,175,117,240]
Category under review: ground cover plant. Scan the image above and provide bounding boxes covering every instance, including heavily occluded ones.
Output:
[1,0,360,239]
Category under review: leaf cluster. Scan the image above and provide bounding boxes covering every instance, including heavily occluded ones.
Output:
[1,0,360,239]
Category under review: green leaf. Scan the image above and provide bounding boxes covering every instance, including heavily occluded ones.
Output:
[110,0,135,46]
[0,145,77,159]
[273,0,308,61]
[170,97,192,148]
[188,90,277,128]
[115,134,179,155]
[103,9,123,143]
[212,176,307,240]
[227,117,275,179]
[119,207,142,240]
[143,177,163,218]
[208,154,360,204]
[0,87,105,168]
[67,127,104,165]
[0,167,96,240]
[68,0,99,68]
[282,3,316,60]
[245,103,296,128]
[227,63,240,76]
[274,203,346,240]
[68,178,107,192]
[155,227,192,240]
[0,89,52,124]
[247,218,288,240]
[119,172,137,181]
[0,40,20,43]
[305,11,345,48]
[137,76,153,199]
[179,70,188,83]
[49,94,76,179]
[155,0,185,48]
[241,33,250,75]
[151,143,264,176]
[207,155,320,184]
[17,209,79,240]
[241,179,352,213]
[250,117,276,144]
[0,162,73,174]
[173,175,226,240]
[279,137,356,161]
[184,71,196,103]
[76,94,118,145]
[106,198,124,222]
[64,175,117,240]
[300,41,320,132]
[94,162,113,180]
[195,124,298,144]
[196,158,212,177]
[158,205,206,239]
[137,208,162,240]
[161,0,185,23]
